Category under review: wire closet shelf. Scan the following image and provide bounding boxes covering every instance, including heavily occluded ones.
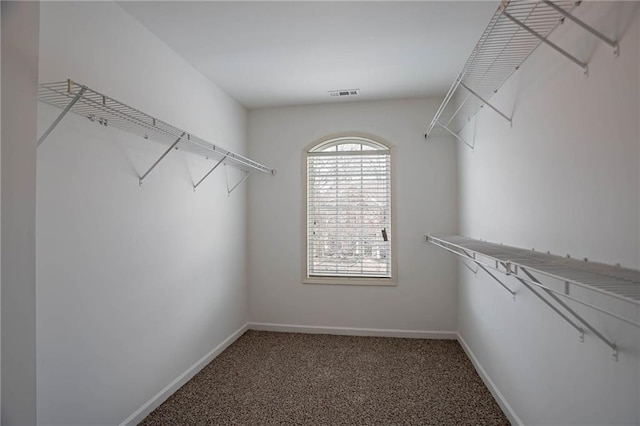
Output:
[38,80,275,181]
[427,235,640,360]
[425,0,618,147]
[429,235,640,305]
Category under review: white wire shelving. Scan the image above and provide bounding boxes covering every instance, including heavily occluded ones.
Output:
[38,79,275,192]
[425,0,619,148]
[427,235,640,361]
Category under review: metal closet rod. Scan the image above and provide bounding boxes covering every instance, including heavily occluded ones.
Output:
[37,79,275,191]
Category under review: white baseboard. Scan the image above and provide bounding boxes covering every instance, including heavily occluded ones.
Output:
[119,323,249,426]
[118,324,518,426]
[457,333,523,426]
[248,322,457,339]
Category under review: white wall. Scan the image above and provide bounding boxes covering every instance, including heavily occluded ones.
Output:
[1,2,39,424]
[37,2,251,425]
[248,99,458,333]
[457,2,639,424]
[0,2,2,417]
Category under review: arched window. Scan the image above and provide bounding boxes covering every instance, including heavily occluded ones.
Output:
[304,136,395,285]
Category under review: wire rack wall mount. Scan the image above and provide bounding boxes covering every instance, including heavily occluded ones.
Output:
[425,0,619,148]
[38,79,275,193]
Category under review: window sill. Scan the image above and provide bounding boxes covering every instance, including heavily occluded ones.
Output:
[303,277,397,286]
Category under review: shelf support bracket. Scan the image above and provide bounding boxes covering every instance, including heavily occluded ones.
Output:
[520,267,618,361]
[501,10,589,75]
[226,169,254,195]
[193,154,228,191]
[37,86,87,147]
[428,238,515,298]
[457,81,512,125]
[541,0,619,56]
[514,275,585,341]
[518,276,640,329]
[139,132,186,186]
[456,247,478,274]
[425,78,465,140]
[435,121,474,149]
[458,247,515,299]
[460,259,479,274]
[476,263,516,300]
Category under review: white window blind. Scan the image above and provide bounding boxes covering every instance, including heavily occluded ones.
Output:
[306,139,392,279]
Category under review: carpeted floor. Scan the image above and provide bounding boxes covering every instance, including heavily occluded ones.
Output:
[140,331,509,425]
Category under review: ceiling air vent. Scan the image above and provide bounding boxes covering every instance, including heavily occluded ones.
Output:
[329,89,360,97]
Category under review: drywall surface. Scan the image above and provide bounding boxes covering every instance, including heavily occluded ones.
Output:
[0,3,2,418]
[37,2,249,425]
[457,2,639,424]
[1,2,39,424]
[248,99,458,332]
[0,2,2,419]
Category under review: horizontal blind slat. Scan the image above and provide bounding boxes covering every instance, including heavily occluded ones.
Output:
[307,146,392,278]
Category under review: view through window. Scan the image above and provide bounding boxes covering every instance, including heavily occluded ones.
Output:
[306,137,392,281]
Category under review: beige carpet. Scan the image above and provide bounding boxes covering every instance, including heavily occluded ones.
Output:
[140,331,509,425]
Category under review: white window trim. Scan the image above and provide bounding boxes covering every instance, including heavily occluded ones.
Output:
[302,133,397,286]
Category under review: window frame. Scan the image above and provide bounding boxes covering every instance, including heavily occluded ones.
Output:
[302,134,397,286]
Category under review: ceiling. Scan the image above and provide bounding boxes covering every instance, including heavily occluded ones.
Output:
[119,1,498,109]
